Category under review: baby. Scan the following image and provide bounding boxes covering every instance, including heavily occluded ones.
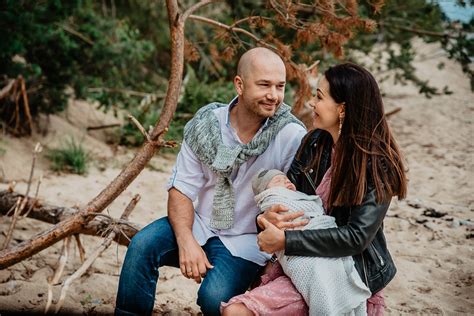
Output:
[252,169,371,316]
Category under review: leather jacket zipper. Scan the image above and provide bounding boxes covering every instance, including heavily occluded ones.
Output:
[361,253,369,286]
[371,243,385,266]
[304,171,317,191]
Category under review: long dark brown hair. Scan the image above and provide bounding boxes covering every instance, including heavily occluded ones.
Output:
[309,63,407,207]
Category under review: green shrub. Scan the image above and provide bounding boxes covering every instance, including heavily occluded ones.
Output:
[47,138,90,174]
[178,65,236,115]
[119,66,236,150]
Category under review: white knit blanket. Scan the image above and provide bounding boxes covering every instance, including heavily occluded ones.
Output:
[255,187,371,316]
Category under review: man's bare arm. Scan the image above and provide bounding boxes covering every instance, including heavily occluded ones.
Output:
[168,188,213,283]
[168,187,195,240]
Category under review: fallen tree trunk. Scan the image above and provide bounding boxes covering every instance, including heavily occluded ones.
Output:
[0,190,141,247]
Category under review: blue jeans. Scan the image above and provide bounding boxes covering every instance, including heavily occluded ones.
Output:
[115,217,261,316]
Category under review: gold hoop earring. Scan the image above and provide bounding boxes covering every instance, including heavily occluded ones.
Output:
[338,113,345,136]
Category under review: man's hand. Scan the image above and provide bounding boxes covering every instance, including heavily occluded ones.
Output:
[177,236,214,284]
[168,188,213,284]
[257,204,308,230]
[257,218,285,253]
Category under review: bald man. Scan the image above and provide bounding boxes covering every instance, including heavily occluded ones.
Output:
[115,47,307,316]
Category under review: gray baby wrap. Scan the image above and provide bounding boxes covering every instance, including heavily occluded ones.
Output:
[255,187,371,316]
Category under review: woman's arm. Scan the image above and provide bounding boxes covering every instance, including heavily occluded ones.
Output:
[284,188,390,257]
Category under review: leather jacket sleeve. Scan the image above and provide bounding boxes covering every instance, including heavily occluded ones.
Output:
[284,188,390,257]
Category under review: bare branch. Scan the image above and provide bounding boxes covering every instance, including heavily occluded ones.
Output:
[189,15,278,51]
[53,196,138,313]
[86,123,121,131]
[20,77,33,134]
[73,234,86,263]
[379,22,458,39]
[121,194,141,220]
[2,197,27,250]
[127,114,151,142]
[45,237,71,314]
[87,87,166,98]
[306,60,320,72]
[230,16,271,28]
[54,233,113,313]
[60,24,94,45]
[181,0,221,23]
[0,79,15,100]
[385,107,402,117]
[22,173,42,218]
[25,143,42,198]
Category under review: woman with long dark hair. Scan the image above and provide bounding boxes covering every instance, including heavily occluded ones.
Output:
[221,63,407,315]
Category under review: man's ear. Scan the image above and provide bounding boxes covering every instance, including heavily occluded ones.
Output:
[234,75,244,95]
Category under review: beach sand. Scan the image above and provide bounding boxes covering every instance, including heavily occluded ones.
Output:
[0,40,472,315]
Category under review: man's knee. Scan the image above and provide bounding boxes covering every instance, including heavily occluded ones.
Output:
[127,229,154,257]
[197,284,235,316]
[126,217,174,258]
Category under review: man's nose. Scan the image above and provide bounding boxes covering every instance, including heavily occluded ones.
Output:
[266,86,277,101]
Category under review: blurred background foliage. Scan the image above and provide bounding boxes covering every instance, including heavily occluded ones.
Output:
[0,0,472,144]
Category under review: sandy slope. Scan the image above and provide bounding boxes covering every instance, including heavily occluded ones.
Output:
[0,41,473,315]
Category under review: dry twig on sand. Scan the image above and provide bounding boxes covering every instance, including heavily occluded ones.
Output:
[1,143,42,249]
[45,237,71,314]
[53,195,141,313]
[74,234,86,263]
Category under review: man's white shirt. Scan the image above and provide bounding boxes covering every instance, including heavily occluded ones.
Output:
[167,97,306,265]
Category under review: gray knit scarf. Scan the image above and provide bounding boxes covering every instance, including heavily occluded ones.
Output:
[183,101,304,229]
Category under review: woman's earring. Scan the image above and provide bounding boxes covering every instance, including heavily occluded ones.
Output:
[338,112,345,136]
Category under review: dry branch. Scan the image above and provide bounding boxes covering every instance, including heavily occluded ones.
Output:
[127,114,151,142]
[0,79,15,100]
[20,78,34,134]
[53,195,140,313]
[0,190,141,247]
[1,197,22,249]
[86,123,121,131]
[45,237,71,314]
[73,234,86,263]
[2,143,42,249]
[22,174,43,219]
[0,0,185,266]
[385,107,402,117]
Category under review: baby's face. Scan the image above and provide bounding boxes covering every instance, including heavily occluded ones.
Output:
[267,175,296,191]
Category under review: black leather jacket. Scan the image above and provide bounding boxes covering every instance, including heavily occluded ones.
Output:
[285,129,396,293]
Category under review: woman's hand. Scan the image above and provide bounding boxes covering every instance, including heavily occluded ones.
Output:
[257,218,286,253]
[257,204,309,230]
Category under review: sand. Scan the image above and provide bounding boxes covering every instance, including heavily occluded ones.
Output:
[0,40,472,315]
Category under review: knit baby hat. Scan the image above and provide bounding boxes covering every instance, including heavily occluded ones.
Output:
[251,169,286,195]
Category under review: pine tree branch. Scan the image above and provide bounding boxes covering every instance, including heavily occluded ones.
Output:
[379,22,458,39]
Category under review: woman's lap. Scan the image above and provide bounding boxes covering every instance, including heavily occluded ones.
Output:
[221,261,385,316]
[221,261,307,316]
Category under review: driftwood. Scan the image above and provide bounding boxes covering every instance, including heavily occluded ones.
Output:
[0,190,141,247]
[0,0,202,269]
[51,194,141,313]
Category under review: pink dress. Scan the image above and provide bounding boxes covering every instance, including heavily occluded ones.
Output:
[221,164,386,315]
